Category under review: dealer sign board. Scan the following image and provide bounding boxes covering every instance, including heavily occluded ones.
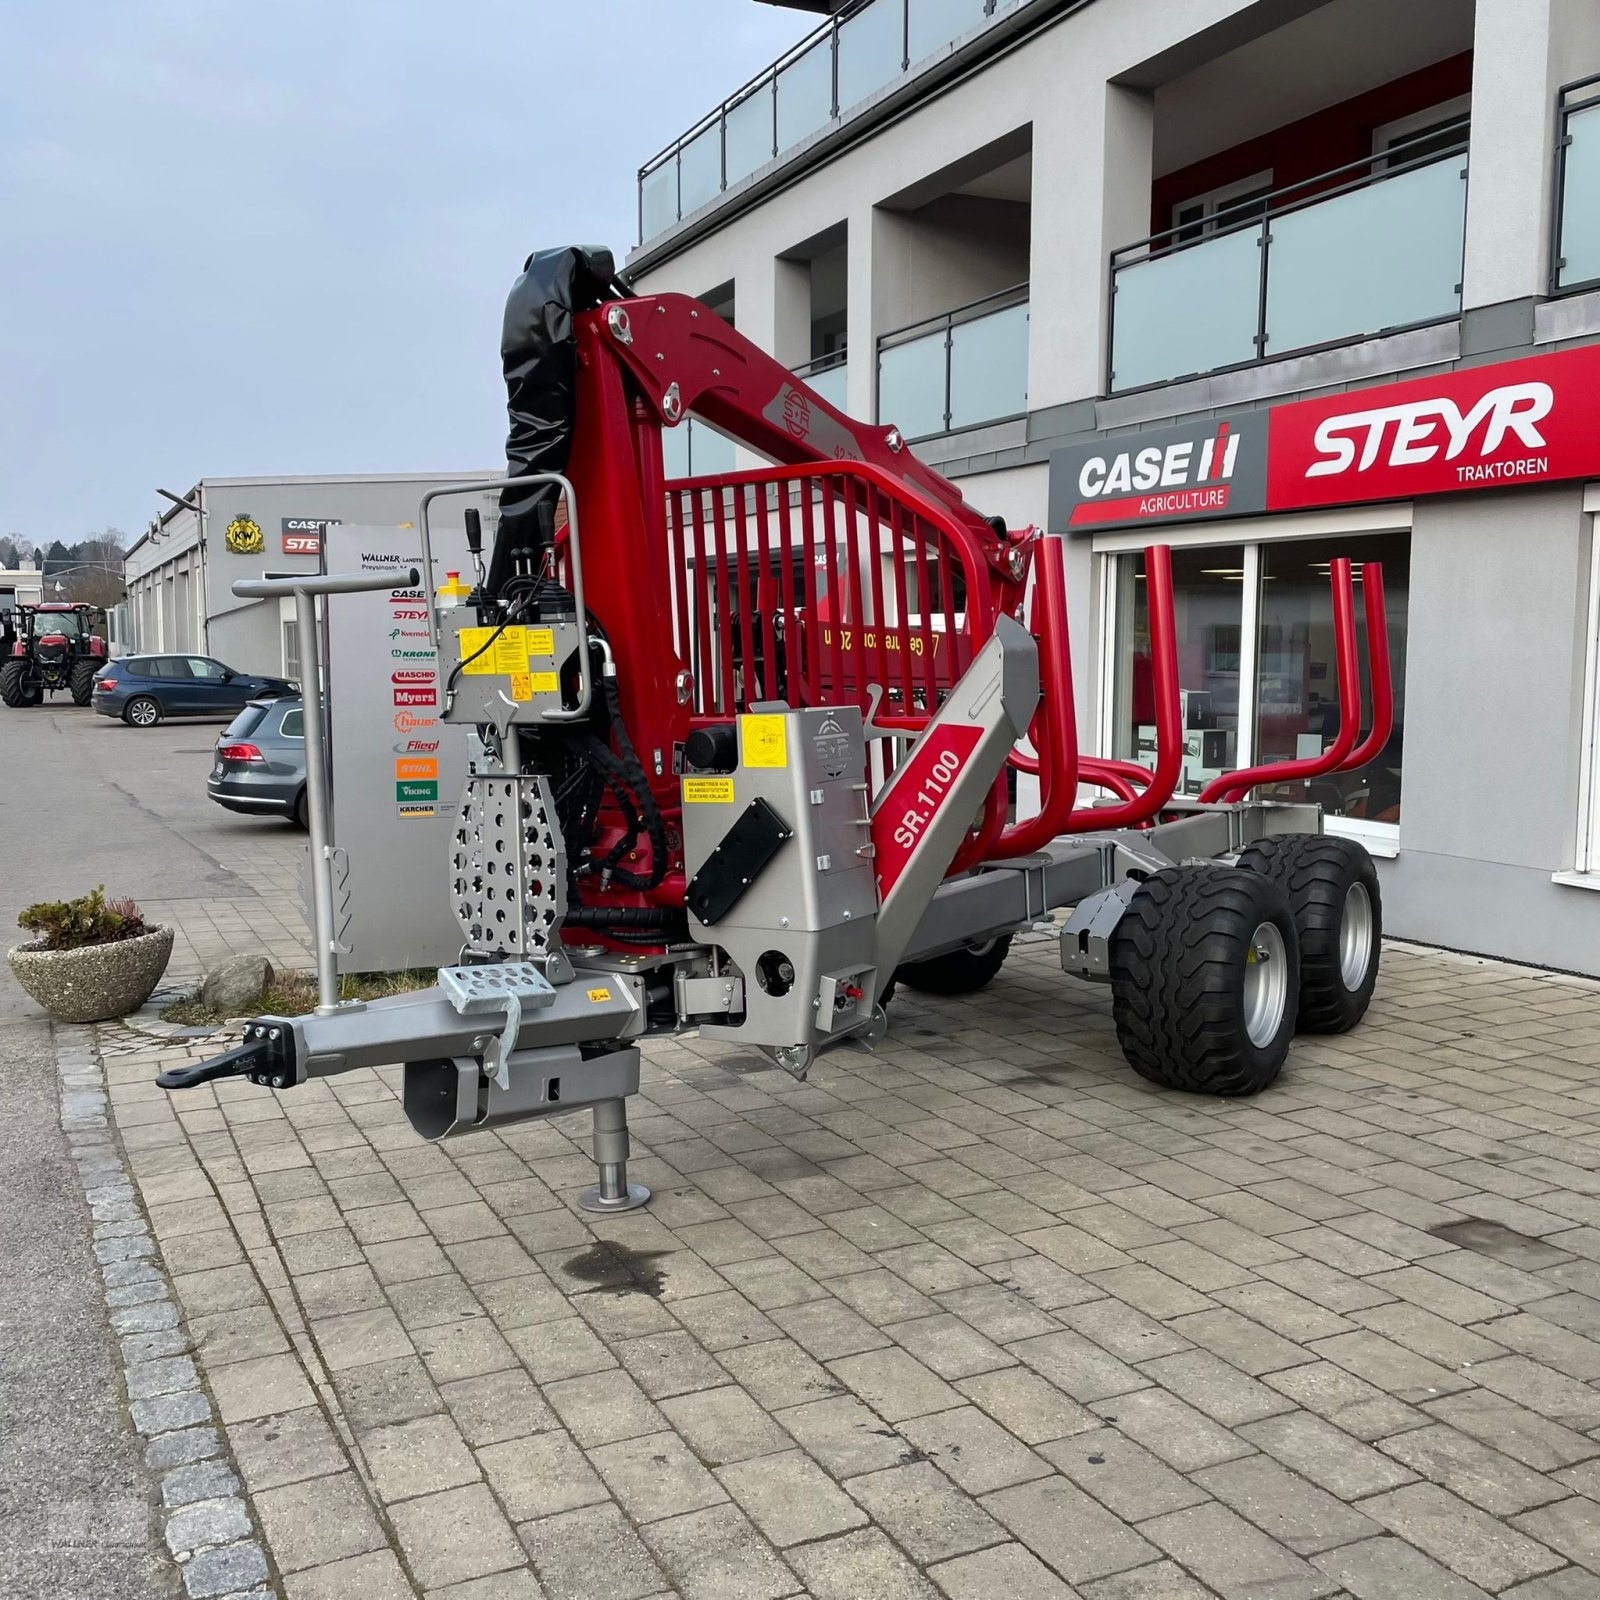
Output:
[282,517,339,556]
[1055,345,1600,533]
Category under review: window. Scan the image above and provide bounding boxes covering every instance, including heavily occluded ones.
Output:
[150,656,193,680]
[283,619,300,682]
[279,707,305,739]
[1105,531,1408,828]
[1109,547,1246,796]
[1171,171,1274,244]
[187,657,229,680]
[1373,98,1470,168]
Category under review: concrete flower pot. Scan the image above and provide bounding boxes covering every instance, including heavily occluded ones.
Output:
[7,926,175,1023]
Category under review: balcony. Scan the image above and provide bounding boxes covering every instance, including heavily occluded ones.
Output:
[638,0,1016,246]
[1108,123,1469,394]
[1554,74,1600,294]
[794,349,849,409]
[876,285,1028,440]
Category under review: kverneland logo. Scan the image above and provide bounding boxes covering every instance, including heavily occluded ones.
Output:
[1306,382,1553,481]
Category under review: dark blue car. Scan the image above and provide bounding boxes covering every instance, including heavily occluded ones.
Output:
[92,653,298,727]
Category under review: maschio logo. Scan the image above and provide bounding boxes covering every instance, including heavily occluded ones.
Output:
[1305,383,1552,481]
[392,669,433,685]
[225,514,264,555]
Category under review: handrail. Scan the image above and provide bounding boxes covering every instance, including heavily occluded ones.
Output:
[1338,563,1392,775]
[1061,545,1181,833]
[876,281,1030,351]
[1200,557,1360,805]
[1551,79,1600,295]
[1112,119,1470,266]
[793,350,848,380]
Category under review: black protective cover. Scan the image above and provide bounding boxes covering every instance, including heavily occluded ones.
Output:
[685,798,794,926]
[493,245,616,597]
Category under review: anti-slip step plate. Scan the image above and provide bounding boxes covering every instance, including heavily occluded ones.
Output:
[452,774,567,958]
[437,961,558,1016]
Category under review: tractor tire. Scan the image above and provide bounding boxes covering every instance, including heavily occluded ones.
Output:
[69,660,97,706]
[1109,865,1299,1097]
[0,660,30,708]
[894,935,1013,997]
[123,696,162,728]
[1235,834,1381,1035]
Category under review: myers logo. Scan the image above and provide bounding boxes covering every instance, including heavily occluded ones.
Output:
[1304,383,1552,480]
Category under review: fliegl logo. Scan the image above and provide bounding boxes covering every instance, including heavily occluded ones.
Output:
[1303,382,1553,484]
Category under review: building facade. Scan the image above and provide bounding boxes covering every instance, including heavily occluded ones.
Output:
[625,0,1600,974]
[123,474,496,679]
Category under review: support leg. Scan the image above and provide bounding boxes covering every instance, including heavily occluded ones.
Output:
[579,1097,651,1212]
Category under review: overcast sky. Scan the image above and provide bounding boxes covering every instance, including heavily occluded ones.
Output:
[0,0,809,545]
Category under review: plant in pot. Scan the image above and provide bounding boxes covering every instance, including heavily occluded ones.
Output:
[8,888,174,1023]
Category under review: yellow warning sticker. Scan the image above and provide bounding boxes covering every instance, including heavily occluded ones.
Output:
[683,776,735,804]
[586,987,612,1003]
[492,626,527,675]
[530,671,559,694]
[741,713,787,768]
[527,627,555,657]
[510,672,533,702]
[458,625,495,676]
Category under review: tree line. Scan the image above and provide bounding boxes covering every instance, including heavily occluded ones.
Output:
[1,531,128,609]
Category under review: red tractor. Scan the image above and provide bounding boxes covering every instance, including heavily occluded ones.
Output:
[0,603,109,708]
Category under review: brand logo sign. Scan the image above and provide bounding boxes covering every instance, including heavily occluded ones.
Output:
[392,668,436,708]
[224,514,264,555]
[396,779,438,804]
[393,738,441,753]
[393,710,435,732]
[1266,347,1600,509]
[1054,347,1600,533]
[1053,415,1268,532]
[395,757,438,781]
[281,517,339,556]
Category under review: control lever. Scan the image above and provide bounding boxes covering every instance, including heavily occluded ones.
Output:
[464,508,485,589]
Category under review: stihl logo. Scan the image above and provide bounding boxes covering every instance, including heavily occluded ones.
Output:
[1307,382,1553,479]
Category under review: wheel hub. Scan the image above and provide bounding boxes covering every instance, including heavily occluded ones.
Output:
[1340,882,1373,991]
[1243,920,1288,1049]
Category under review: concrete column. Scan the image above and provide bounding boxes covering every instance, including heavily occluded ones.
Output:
[1463,0,1600,310]
[772,256,812,368]
[1028,78,1154,409]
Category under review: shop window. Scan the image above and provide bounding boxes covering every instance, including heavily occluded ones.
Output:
[1110,545,1245,797]
[1106,531,1408,827]
[1254,533,1408,824]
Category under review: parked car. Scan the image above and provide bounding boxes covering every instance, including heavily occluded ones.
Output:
[207,697,309,827]
[92,654,297,727]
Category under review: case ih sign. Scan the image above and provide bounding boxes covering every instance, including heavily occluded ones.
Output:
[1055,346,1600,533]
[281,517,340,555]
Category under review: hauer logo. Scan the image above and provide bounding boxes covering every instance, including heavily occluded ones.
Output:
[1305,383,1552,482]
[393,710,436,733]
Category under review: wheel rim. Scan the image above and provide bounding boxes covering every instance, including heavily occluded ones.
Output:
[1340,882,1374,991]
[1243,920,1289,1049]
[131,701,156,726]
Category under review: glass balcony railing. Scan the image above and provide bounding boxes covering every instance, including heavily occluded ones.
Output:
[795,351,849,410]
[1554,75,1600,294]
[877,286,1028,440]
[1109,123,1469,393]
[661,417,737,479]
[638,0,1011,246]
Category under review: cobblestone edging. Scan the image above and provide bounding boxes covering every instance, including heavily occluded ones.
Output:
[54,1022,277,1600]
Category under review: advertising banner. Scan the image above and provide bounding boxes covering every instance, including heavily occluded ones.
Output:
[1055,345,1600,534]
[322,521,472,974]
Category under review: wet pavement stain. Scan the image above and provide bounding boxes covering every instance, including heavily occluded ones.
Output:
[1427,1217,1575,1270]
[563,1238,671,1298]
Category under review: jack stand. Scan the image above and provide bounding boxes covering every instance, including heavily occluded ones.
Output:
[579,1097,650,1213]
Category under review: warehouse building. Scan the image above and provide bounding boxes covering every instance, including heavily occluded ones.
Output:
[625,0,1600,973]
[123,473,496,678]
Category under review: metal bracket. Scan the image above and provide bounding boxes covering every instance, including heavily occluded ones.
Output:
[1060,879,1139,982]
[438,962,557,1090]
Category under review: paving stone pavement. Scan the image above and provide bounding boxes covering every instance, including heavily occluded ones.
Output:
[90,934,1600,1599]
